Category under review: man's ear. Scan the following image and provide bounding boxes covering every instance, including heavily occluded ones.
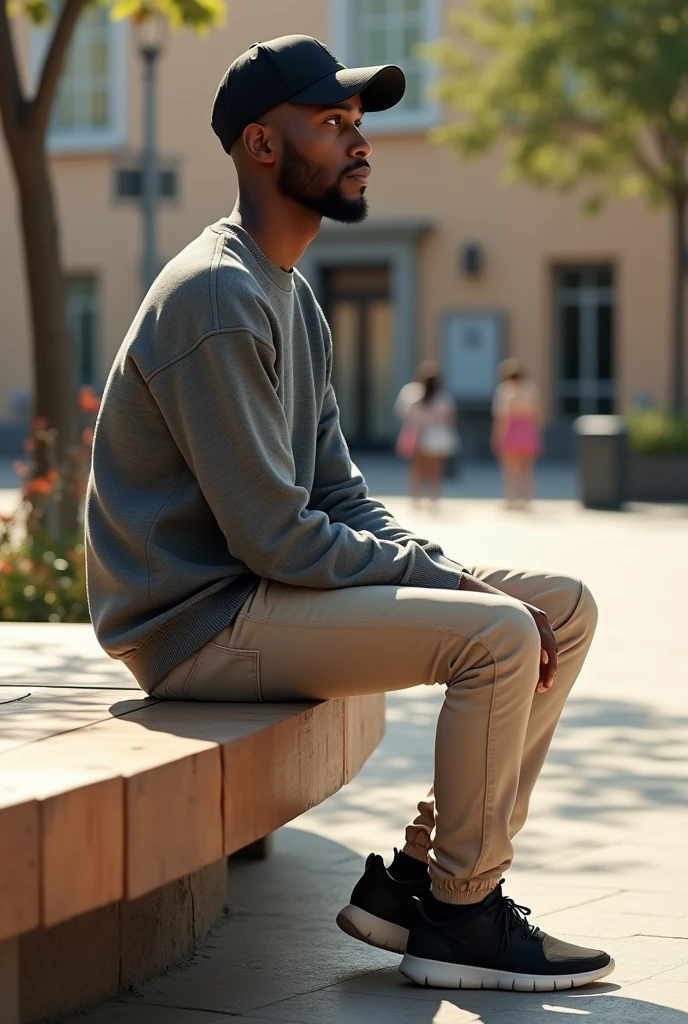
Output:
[241,123,277,165]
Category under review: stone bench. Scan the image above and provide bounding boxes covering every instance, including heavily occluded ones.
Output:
[0,624,385,1023]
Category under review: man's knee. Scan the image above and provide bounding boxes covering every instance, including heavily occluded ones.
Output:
[577,580,599,637]
[495,598,542,667]
[560,576,598,640]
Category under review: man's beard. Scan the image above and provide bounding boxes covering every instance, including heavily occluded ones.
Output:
[277,139,368,224]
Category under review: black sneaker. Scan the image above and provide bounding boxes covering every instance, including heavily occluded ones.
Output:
[336,852,430,953]
[400,881,615,990]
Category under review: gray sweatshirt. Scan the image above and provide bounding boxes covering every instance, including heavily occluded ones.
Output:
[85,220,463,693]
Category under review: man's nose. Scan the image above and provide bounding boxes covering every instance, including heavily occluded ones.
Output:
[349,129,372,160]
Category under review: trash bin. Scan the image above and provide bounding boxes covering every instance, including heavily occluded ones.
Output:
[574,415,628,510]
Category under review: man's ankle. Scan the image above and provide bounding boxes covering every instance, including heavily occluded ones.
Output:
[388,849,429,882]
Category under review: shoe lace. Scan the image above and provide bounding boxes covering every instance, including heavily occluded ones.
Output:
[486,882,540,954]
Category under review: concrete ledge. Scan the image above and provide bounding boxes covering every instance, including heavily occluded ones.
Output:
[4,859,227,1024]
[629,455,688,502]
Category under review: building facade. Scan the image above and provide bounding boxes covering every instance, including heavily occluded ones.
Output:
[0,0,680,456]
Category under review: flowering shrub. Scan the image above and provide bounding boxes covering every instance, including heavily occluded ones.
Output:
[0,386,100,623]
[627,410,688,456]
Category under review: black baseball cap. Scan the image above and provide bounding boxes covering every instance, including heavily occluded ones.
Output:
[211,34,406,154]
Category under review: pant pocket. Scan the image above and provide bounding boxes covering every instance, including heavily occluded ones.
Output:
[151,647,202,700]
[181,642,260,702]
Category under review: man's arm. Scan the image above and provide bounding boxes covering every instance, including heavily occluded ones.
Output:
[309,373,556,686]
[309,380,464,581]
[149,330,463,591]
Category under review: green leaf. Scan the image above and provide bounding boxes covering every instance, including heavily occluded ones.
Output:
[426,0,688,212]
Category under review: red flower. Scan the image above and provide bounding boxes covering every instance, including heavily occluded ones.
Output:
[32,416,49,432]
[81,427,94,446]
[12,461,29,478]
[79,386,101,415]
[24,477,53,498]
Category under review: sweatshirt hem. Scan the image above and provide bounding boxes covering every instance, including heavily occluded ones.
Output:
[125,578,260,693]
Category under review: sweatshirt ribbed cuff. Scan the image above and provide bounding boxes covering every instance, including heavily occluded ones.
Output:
[403,549,463,590]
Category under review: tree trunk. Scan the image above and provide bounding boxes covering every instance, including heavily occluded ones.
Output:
[12,135,79,534]
[1,0,86,537]
[671,192,686,416]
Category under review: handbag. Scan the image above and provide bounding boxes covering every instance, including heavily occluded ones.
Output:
[395,422,420,459]
[420,424,460,457]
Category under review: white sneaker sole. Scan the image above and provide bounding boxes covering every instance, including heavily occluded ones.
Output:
[399,953,616,990]
[336,904,409,954]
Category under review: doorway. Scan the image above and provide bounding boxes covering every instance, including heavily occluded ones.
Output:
[554,265,616,415]
[322,265,394,449]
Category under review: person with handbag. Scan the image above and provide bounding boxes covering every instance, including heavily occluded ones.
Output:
[395,362,460,506]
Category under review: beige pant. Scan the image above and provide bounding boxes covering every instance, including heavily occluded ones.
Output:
[152,566,597,904]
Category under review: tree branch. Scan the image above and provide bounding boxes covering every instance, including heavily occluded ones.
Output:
[28,0,85,139]
[0,0,27,146]
[633,131,670,194]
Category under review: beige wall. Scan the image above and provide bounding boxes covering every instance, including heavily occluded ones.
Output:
[0,0,679,430]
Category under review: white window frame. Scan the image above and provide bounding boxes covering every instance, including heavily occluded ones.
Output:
[329,0,441,135]
[31,10,128,154]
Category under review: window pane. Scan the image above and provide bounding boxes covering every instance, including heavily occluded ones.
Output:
[597,396,614,414]
[595,267,612,287]
[367,28,389,62]
[561,305,580,380]
[51,4,113,135]
[62,48,75,76]
[80,308,95,382]
[91,90,109,127]
[403,25,421,57]
[330,300,361,440]
[403,70,423,110]
[560,269,581,288]
[356,0,427,113]
[563,397,580,416]
[368,299,394,443]
[91,41,108,76]
[72,37,89,76]
[67,277,98,389]
[55,89,76,130]
[597,304,614,380]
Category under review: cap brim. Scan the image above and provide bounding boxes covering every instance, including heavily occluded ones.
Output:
[288,64,406,113]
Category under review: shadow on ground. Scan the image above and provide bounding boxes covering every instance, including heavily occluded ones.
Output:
[296,687,688,873]
[115,827,688,1024]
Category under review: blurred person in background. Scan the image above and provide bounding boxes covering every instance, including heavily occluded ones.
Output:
[491,358,543,510]
[394,361,460,506]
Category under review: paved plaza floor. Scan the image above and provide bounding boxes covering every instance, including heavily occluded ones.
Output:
[2,457,687,1021]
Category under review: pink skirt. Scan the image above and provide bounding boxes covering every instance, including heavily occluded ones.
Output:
[500,416,543,459]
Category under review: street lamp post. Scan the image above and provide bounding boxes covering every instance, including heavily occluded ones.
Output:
[136,13,166,296]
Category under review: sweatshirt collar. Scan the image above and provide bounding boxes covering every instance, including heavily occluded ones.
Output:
[221,220,294,293]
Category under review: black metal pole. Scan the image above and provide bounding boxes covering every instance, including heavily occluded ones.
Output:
[141,45,159,296]
[671,192,686,415]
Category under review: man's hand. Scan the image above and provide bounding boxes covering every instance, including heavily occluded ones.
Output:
[522,602,558,693]
[459,573,558,693]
